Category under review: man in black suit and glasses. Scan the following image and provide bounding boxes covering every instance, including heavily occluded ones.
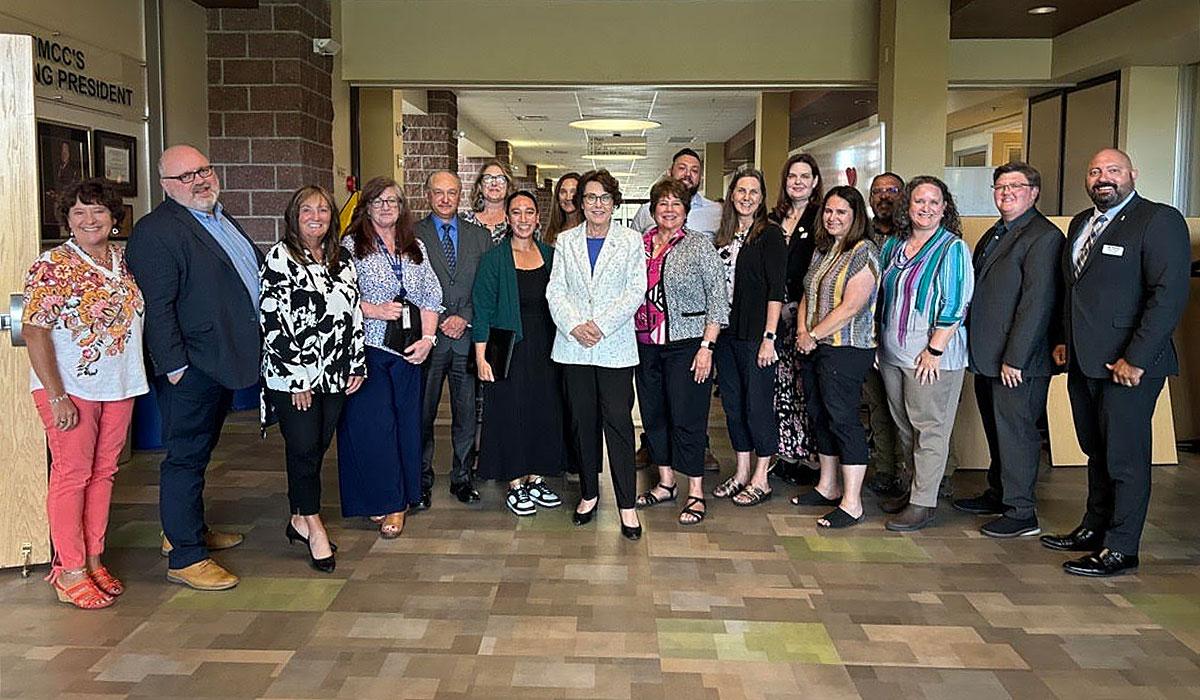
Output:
[126,145,263,591]
[954,162,1062,538]
[1041,148,1190,577]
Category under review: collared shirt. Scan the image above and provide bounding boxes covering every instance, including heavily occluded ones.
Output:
[435,214,459,254]
[187,203,260,311]
[631,192,723,239]
[1072,190,1136,260]
[977,206,1037,271]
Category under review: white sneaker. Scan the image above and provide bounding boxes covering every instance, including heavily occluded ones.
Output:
[525,480,562,508]
[505,486,536,516]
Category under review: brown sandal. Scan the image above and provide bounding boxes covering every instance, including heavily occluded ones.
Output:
[89,566,124,597]
[379,512,405,539]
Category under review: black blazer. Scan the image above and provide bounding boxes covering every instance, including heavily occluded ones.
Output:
[1060,194,1191,379]
[770,207,818,303]
[415,214,492,354]
[125,197,265,389]
[967,208,1063,378]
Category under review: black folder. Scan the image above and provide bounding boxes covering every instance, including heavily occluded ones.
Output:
[484,328,517,380]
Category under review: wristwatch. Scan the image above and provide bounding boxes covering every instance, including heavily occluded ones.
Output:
[762,331,777,341]
[423,334,438,346]
[699,339,715,350]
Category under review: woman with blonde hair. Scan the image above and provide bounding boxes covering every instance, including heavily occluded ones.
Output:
[464,159,516,244]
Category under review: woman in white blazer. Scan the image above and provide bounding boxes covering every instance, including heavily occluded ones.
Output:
[547,169,648,540]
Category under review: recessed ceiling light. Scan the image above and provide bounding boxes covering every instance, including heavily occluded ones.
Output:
[1027,5,1057,14]
[516,115,548,121]
[570,118,662,131]
[587,154,649,161]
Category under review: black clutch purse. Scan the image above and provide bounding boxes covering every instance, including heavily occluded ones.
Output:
[383,295,423,355]
[484,328,517,380]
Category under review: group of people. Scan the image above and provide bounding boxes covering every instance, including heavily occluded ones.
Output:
[24,141,1189,609]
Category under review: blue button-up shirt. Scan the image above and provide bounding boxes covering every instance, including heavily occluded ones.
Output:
[187,203,260,310]
[435,214,459,256]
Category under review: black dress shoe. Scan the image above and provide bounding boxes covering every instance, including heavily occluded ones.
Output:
[1063,548,1139,577]
[285,524,336,572]
[450,482,481,504]
[953,492,1005,516]
[1040,526,1103,552]
[573,502,598,526]
[620,521,642,541]
[286,523,337,552]
[980,514,1040,538]
[412,490,432,511]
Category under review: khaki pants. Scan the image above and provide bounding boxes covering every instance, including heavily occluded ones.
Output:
[879,364,964,508]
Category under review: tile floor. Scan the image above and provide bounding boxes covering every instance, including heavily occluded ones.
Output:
[2,406,1199,698]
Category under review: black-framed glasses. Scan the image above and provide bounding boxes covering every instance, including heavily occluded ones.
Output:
[369,197,401,210]
[162,166,214,184]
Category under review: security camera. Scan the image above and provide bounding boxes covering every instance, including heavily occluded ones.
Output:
[312,38,341,56]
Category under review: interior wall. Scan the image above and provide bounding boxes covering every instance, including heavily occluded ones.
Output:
[1062,79,1118,215]
[0,1,144,60]
[1026,96,1063,215]
[330,0,351,208]
[161,0,208,154]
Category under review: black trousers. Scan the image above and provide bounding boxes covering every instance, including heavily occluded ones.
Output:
[269,389,346,516]
[563,364,636,509]
[635,340,712,478]
[421,343,476,490]
[154,367,233,570]
[974,373,1050,520]
[1067,365,1163,555]
[801,345,873,465]
[714,335,778,457]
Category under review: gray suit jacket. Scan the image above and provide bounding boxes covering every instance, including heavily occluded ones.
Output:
[966,208,1063,378]
[416,214,492,354]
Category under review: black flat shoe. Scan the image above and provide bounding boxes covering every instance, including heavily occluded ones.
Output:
[953,493,1005,516]
[413,490,432,511]
[620,521,642,540]
[1063,548,1138,577]
[1040,526,1103,552]
[286,523,337,552]
[573,502,598,526]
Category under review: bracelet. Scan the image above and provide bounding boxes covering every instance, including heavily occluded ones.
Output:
[422,334,438,346]
[48,393,69,405]
[925,345,944,357]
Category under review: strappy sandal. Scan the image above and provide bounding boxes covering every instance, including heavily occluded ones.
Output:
[732,485,773,507]
[51,573,114,609]
[791,489,841,507]
[636,483,678,509]
[379,512,405,539]
[678,496,707,525]
[817,507,865,529]
[89,566,124,597]
[712,476,745,499]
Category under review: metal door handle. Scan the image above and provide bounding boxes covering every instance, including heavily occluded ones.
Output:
[1,293,25,347]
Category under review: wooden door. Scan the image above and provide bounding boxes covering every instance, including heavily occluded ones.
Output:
[0,34,51,570]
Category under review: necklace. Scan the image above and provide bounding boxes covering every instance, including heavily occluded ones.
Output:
[66,239,118,277]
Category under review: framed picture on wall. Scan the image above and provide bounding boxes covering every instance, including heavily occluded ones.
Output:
[93,130,138,198]
[36,121,90,239]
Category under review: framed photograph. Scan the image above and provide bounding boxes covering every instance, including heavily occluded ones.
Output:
[37,121,90,239]
[93,130,138,198]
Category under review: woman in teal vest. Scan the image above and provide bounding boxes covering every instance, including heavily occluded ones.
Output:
[472,191,565,516]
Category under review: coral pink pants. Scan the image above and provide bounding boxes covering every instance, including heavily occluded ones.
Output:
[32,390,134,573]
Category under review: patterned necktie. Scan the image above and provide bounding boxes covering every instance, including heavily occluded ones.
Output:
[1073,214,1107,276]
[441,223,456,275]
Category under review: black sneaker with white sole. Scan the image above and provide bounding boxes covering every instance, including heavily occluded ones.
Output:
[505,486,536,516]
[525,480,562,508]
[980,514,1041,538]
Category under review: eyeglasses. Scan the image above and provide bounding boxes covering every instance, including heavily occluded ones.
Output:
[992,183,1031,193]
[369,197,401,210]
[870,186,900,196]
[583,193,614,205]
[162,166,214,184]
[480,174,508,185]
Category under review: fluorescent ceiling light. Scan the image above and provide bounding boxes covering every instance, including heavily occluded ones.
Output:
[587,153,648,161]
[570,118,662,131]
[1026,5,1057,14]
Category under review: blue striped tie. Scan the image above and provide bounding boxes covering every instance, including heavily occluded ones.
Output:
[441,223,456,275]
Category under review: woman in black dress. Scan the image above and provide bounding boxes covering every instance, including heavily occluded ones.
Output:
[472,191,565,516]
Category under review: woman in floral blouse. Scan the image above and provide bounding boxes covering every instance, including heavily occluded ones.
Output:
[23,178,148,609]
[338,177,443,539]
[260,185,366,572]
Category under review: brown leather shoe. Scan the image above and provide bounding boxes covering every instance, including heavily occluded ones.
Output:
[879,492,910,514]
[161,530,245,557]
[885,504,936,532]
[166,558,239,590]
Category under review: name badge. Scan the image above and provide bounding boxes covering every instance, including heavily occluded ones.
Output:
[1101,244,1124,257]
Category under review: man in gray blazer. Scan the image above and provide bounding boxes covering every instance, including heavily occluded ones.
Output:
[954,162,1063,539]
[416,170,492,507]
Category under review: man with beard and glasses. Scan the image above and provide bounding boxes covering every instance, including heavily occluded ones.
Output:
[1040,148,1189,577]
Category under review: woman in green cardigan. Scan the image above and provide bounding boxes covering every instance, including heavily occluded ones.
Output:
[472,191,566,516]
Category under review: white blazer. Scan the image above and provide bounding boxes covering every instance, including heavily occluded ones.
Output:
[547,222,647,368]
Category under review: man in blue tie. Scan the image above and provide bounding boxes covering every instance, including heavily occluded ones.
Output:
[415,171,492,507]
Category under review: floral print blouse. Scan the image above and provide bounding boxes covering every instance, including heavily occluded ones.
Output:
[260,242,366,392]
[343,236,444,355]
[22,241,148,401]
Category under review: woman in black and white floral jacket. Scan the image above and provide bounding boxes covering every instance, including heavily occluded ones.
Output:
[260,185,366,573]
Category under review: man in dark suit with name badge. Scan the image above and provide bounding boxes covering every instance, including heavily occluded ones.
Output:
[955,162,1062,538]
[126,145,264,591]
[416,170,492,508]
[1040,148,1190,577]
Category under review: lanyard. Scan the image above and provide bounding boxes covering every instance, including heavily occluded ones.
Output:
[376,235,407,298]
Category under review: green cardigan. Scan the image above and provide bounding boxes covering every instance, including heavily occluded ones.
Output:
[471,237,554,344]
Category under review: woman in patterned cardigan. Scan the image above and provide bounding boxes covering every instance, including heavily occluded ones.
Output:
[260,185,366,572]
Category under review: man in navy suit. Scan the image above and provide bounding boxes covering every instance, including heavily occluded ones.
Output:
[126,145,264,591]
[1040,148,1190,577]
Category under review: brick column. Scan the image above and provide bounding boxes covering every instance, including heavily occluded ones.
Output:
[206,1,334,246]
[403,90,458,219]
